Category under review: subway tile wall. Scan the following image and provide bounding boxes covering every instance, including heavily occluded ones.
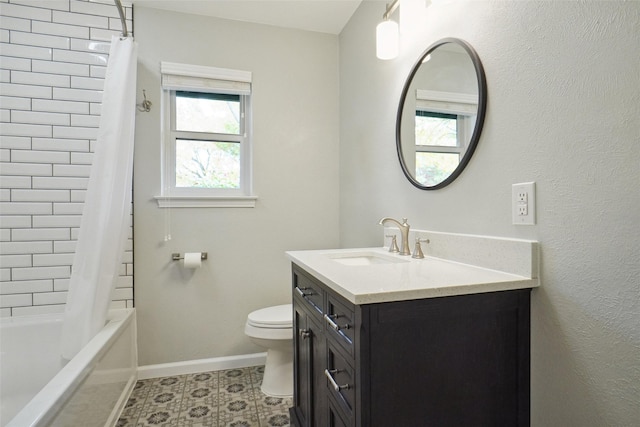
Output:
[0,0,134,316]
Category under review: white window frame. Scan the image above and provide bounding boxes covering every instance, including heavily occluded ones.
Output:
[414,89,477,159]
[155,62,256,208]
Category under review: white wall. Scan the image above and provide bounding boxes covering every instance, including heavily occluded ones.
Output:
[339,1,639,425]
[134,7,340,365]
[0,0,134,317]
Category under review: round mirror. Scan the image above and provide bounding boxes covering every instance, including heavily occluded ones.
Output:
[396,38,487,190]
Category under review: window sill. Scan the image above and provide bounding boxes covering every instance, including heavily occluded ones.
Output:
[154,195,257,208]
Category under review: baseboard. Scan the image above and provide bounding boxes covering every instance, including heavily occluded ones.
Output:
[137,352,267,380]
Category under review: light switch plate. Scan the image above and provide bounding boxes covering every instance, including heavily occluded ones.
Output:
[512,182,536,225]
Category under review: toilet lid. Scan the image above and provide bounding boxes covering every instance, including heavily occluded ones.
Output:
[247,304,292,328]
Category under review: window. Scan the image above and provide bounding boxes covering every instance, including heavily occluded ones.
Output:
[157,62,255,208]
[412,90,477,187]
[414,111,465,187]
[173,91,243,190]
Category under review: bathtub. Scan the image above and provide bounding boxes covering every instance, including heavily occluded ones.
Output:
[0,308,137,427]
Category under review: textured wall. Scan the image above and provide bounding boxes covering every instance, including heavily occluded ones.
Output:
[134,7,340,365]
[0,0,134,316]
[339,0,639,425]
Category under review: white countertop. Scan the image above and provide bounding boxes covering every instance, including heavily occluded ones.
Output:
[286,247,539,305]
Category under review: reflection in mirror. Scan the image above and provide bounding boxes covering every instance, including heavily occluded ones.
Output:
[397,38,486,189]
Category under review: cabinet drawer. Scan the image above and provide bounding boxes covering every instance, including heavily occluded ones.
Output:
[325,295,355,357]
[325,344,355,417]
[293,269,324,317]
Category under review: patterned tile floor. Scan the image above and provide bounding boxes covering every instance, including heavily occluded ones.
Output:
[117,366,292,427]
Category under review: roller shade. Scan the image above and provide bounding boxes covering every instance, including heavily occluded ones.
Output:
[416,89,477,116]
[161,61,251,95]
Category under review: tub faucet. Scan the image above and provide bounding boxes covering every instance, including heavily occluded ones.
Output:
[379,217,411,256]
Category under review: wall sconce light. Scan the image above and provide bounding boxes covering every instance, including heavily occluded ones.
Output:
[376,0,400,60]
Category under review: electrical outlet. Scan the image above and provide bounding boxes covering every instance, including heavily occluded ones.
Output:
[517,204,528,216]
[512,182,536,225]
[517,191,527,203]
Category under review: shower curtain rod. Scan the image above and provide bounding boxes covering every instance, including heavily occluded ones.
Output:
[114,0,128,37]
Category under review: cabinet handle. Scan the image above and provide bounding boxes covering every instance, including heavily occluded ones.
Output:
[324,314,350,331]
[295,286,311,297]
[324,369,350,392]
[299,329,311,339]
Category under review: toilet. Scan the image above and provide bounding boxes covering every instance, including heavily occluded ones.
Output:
[244,304,293,397]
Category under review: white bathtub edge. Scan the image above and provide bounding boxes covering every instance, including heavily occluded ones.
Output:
[106,309,138,427]
[106,372,138,427]
[137,352,267,380]
[6,308,136,427]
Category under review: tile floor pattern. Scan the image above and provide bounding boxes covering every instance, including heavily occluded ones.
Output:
[117,366,292,427]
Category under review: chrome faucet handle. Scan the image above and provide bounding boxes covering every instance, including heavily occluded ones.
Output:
[385,235,400,253]
[412,237,430,259]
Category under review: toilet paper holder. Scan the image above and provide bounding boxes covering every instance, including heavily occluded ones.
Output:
[172,252,208,261]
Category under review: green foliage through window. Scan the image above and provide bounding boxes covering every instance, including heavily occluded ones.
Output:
[414,111,460,186]
[176,139,240,189]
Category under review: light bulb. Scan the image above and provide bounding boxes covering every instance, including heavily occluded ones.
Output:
[376,20,399,60]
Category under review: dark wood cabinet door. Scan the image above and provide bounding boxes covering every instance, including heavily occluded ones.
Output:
[364,290,530,427]
[292,298,327,427]
[292,302,310,426]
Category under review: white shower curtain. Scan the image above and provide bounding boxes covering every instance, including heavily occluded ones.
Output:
[61,36,138,360]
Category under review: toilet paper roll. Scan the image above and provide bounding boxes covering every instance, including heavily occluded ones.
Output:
[183,252,202,269]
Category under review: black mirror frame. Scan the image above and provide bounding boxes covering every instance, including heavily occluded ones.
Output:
[396,38,487,190]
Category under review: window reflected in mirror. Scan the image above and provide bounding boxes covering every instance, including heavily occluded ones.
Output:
[414,112,460,186]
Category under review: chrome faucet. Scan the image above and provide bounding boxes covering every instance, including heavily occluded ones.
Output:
[379,217,411,256]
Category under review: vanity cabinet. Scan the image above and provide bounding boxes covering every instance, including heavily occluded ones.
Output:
[290,264,531,427]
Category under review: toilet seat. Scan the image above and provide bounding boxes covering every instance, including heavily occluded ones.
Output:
[247,304,292,329]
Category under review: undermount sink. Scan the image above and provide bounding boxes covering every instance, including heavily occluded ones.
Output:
[326,251,409,266]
